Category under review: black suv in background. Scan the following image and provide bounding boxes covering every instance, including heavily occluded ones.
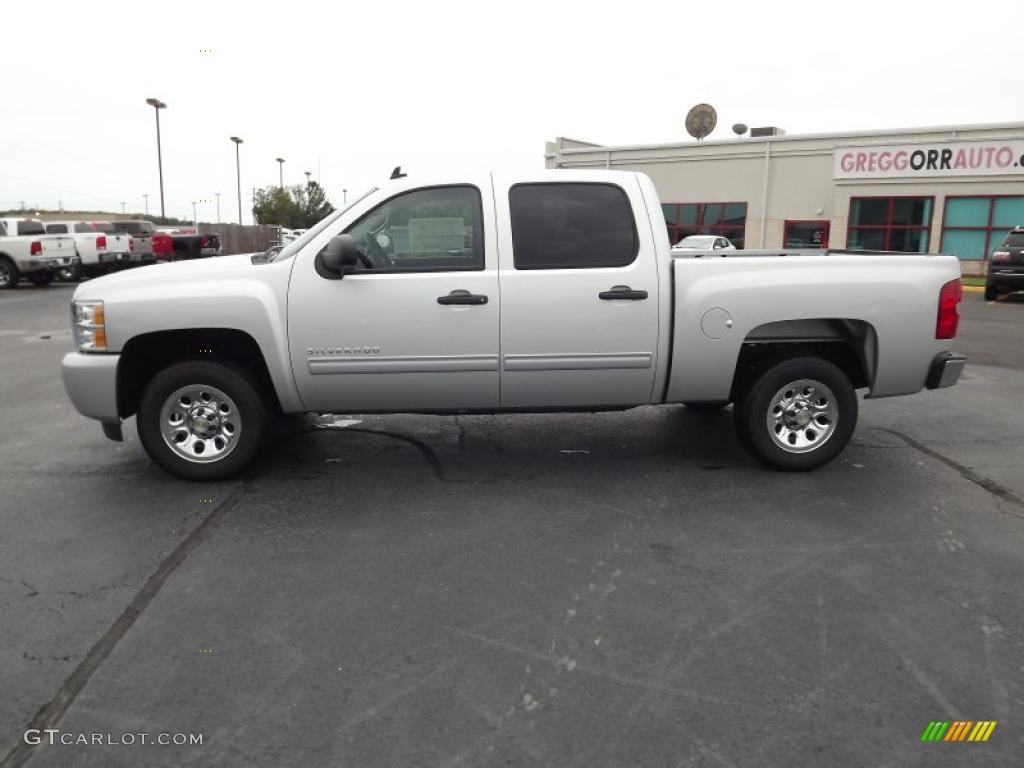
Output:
[986,228,1024,301]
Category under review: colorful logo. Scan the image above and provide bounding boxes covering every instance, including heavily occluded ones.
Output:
[921,721,996,742]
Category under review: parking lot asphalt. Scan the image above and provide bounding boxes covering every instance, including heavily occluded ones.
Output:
[1,283,1022,767]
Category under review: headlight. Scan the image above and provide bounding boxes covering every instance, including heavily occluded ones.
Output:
[72,300,106,352]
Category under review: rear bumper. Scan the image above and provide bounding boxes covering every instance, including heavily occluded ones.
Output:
[926,352,966,390]
[19,255,78,272]
[61,352,120,424]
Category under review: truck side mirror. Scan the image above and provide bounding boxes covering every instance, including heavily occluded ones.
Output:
[316,234,360,279]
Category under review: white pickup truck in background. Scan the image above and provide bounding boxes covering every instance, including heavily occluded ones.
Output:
[0,217,78,287]
[44,220,132,279]
[61,170,966,480]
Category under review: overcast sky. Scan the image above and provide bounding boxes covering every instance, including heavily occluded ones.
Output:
[2,0,1019,223]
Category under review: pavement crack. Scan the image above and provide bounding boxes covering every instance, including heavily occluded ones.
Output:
[321,426,456,482]
[0,483,247,768]
[880,428,1024,518]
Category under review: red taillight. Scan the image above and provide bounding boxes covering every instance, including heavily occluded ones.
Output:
[129,237,134,251]
[936,278,962,339]
[200,236,208,248]
[30,241,42,256]
[96,235,107,250]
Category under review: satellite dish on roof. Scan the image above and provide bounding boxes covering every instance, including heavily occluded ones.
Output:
[685,103,717,141]
[732,123,748,136]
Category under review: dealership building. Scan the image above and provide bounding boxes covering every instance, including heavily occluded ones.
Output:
[545,122,1024,275]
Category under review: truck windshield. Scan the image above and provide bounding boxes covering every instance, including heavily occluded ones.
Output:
[270,187,377,262]
[1002,234,1024,248]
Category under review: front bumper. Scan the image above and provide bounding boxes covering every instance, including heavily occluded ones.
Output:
[61,352,120,426]
[989,268,1024,284]
[200,247,220,257]
[926,352,966,390]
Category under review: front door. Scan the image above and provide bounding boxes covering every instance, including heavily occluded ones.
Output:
[493,173,661,408]
[287,181,500,412]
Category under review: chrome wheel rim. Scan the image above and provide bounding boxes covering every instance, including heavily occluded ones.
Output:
[159,384,241,463]
[766,378,838,454]
[0,264,10,287]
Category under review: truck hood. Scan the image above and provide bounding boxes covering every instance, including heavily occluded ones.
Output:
[72,254,260,301]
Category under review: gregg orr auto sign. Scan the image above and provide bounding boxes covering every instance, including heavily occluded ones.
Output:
[834,140,1024,179]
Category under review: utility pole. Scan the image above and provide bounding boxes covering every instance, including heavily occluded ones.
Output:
[215,192,221,223]
[121,201,126,215]
[143,194,149,216]
[19,201,24,210]
[145,98,167,220]
[230,136,244,225]
[276,157,285,189]
[343,188,347,204]
[191,201,197,231]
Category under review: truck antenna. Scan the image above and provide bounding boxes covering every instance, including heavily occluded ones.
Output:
[390,166,407,180]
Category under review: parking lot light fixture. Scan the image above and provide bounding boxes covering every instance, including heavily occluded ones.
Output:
[145,98,167,220]
[276,157,285,189]
[230,137,244,225]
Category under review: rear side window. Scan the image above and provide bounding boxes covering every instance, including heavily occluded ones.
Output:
[17,220,46,236]
[509,183,638,270]
[93,222,114,233]
[74,222,96,233]
[46,223,69,234]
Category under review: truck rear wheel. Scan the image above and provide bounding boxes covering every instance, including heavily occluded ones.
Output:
[734,356,857,471]
[984,280,998,301]
[0,257,19,289]
[28,272,54,287]
[137,360,270,481]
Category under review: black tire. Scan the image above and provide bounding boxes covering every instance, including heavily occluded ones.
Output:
[0,256,19,289]
[682,401,729,412]
[28,272,54,287]
[984,281,998,301]
[137,360,271,481]
[734,356,857,471]
[172,249,188,262]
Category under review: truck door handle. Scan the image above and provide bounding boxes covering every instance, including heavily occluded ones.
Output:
[437,289,488,306]
[599,285,648,301]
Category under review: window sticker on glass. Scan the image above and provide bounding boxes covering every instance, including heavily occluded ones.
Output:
[408,218,465,252]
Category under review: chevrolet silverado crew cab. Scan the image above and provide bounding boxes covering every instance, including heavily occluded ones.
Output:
[61,170,966,480]
[0,217,78,287]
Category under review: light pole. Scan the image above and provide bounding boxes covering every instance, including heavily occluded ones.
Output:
[145,98,167,220]
[143,193,149,216]
[230,137,243,225]
[215,192,221,223]
[343,188,347,204]
[191,201,197,231]
[276,157,285,189]
[304,170,312,186]
[120,201,126,215]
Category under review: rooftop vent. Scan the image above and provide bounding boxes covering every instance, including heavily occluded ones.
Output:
[750,126,786,137]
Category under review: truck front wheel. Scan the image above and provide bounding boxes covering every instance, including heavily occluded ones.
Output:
[734,356,857,471]
[137,360,270,480]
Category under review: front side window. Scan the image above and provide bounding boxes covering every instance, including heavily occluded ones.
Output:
[510,183,637,269]
[343,185,483,272]
[45,223,69,234]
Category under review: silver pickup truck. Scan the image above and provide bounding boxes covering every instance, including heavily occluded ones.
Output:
[61,170,965,480]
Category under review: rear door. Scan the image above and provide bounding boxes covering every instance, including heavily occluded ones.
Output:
[493,172,660,408]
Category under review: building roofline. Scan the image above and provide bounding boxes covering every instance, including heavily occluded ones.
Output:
[551,121,1024,155]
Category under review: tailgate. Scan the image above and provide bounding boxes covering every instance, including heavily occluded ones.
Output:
[41,235,76,258]
[108,233,131,253]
